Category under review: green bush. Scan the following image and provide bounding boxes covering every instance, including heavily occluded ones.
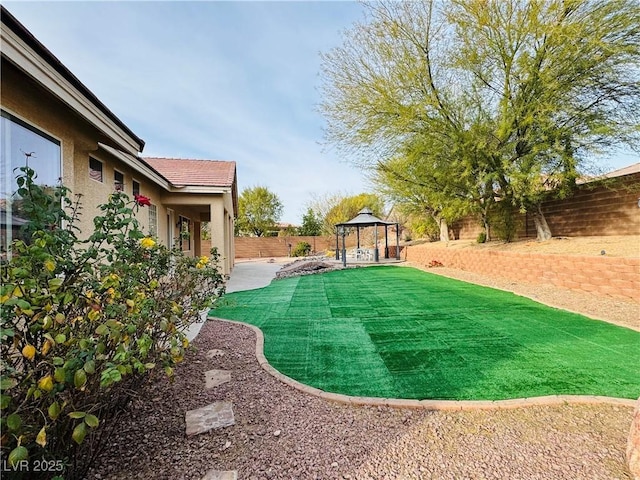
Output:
[0,167,225,479]
[476,231,487,244]
[291,241,312,257]
[489,201,522,242]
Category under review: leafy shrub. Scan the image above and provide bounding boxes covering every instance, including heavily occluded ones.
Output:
[408,217,439,241]
[291,241,312,257]
[476,232,487,244]
[0,167,225,479]
[489,201,523,242]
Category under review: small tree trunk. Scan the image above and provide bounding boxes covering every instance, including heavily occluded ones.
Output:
[531,204,552,241]
[483,217,491,242]
[481,204,491,242]
[435,216,449,242]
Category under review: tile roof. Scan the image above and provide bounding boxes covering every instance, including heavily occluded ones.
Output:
[144,157,236,188]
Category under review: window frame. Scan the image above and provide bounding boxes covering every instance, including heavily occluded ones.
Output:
[89,157,103,183]
[148,203,158,237]
[132,179,140,197]
[114,169,124,191]
[1,109,62,257]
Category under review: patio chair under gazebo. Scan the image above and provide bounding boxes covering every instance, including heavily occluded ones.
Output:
[335,207,400,264]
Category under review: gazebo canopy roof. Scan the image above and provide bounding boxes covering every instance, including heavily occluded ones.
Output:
[335,208,396,228]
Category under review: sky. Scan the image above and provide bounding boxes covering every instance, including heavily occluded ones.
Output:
[4,1,638,224]
[5,0,371,224]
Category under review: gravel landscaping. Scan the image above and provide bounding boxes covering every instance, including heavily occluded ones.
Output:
[87,318,635,480]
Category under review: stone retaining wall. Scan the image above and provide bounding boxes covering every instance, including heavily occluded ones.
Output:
[404,243,640,302]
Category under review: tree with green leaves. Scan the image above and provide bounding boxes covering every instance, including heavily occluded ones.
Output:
[323,193,385,236]
[306,192,385,236]
[449,0,640,240]
[235,186,283,237]
[298,207,322,236]
[320,0,640,241]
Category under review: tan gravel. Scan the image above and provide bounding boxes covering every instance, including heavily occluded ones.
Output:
[87,320,635,480]
[440,235,640,258]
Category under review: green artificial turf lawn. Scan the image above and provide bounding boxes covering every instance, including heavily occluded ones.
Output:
[211,266,640,401]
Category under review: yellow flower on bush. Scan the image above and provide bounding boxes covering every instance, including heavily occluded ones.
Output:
[196,255,209,269]
[140,237,156,249]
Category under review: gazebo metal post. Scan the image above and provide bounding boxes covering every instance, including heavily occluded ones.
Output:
[335,229,339,260]
[395,223,400,260]
[384,225,389,259]
[339,226,347,267]
[356,228,360,248]
[374,226,379,262]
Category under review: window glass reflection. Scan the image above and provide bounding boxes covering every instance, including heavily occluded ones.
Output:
[1,110,61,256]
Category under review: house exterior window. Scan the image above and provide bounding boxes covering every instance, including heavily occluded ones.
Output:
[132,180,140,197]
[1,110,61,256]
[114,170,124,191]
[89,157,103,183]
[148,204,157,237]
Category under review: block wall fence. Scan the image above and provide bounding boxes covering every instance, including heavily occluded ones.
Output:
[452,172,640,240]
[232,235,363,259]
[402,243,640,303]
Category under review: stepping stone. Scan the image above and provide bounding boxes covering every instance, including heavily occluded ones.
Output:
[185,401,235,436]
[201,470,237,480]
[205,369,231,389]
[206,349,225,359]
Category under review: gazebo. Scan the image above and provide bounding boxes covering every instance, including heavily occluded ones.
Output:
[335,208,400,264]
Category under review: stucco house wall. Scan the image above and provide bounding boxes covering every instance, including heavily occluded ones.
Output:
[1,6,237,274]
[1,60,156,238]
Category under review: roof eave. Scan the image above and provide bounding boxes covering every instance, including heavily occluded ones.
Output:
[1,6,145,154]
[166,185,232,194]
[98,143,168,189]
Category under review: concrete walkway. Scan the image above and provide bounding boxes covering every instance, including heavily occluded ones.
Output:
[225,258,289,293]
[186,258,289,341]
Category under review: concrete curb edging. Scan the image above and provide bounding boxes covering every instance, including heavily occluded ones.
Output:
[211,317,636,410]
